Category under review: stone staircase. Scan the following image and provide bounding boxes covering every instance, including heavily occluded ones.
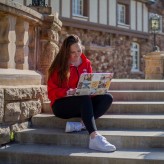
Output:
[1,79,164,164]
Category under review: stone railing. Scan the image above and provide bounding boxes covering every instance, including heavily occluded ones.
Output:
[0,0,62,145]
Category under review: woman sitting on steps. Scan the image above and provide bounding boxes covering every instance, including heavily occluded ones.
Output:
[47,34,116,152]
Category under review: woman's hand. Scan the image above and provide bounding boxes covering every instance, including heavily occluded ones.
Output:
[66,88,77,96]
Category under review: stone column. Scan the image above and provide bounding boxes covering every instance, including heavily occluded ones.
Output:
[23,21,29,70]
[0,14,9,68]
[15,19,26,69]
[8,16,16,68]
[38,21,60,84]
[144,51,164,79]
[36,13,61,84]
[28,25,36,70]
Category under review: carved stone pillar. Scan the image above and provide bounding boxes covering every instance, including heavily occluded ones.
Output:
[0,14,9,68]
[23,21,29,70]
[38,22,60,84]
[36,13,62,84]
[8,16,16,68]
[15,19,24,69]
[28,25,36,70]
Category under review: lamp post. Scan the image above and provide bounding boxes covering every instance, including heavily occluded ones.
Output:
[149,14,160,51]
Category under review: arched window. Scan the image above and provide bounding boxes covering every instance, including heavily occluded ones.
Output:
[131,42,140,72]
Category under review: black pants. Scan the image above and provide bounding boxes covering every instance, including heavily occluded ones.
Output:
[52,94,113,134]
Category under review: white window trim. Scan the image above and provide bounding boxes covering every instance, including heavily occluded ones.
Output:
[117,4,126,25]
[131,42,140,72]
[72,0,84,17]
[72,15,88,21]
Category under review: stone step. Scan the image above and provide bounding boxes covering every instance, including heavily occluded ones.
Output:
[110,79,164,90]
[42,101,164,114]
[109,101,164,114]
[109,90,164,101]
[15,128,164,149]
[1,143,164,164]
[32,114,164,130]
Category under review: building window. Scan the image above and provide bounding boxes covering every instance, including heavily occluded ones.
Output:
[72,0,83,16]
[72,0,88,17]
[117,3,129,25]
[117,4,126,24]
[131,42,140,72]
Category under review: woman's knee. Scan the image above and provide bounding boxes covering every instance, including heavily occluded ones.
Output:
[104,93,113,103]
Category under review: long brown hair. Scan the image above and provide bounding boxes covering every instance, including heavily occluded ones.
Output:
[48,34,81,86]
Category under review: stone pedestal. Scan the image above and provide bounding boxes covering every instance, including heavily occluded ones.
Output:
[144,51,164,79]
[0,69,41,85]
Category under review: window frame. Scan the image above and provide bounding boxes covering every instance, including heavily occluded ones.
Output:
[117,0,130,26]
[117,4,126,24]
[131,42,140,72]
[72,0,84,17]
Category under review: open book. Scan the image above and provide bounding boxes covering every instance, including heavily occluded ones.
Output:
[75,73,113,96]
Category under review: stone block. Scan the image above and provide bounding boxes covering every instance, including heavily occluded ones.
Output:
[20,100,41,121]
[11,121,31,132]
[5,87,33,100]
[32,86,49,103]
[0,89,4,123]
[32,87,42,99]
[0,125,10,145]
[4,102,21,122]
[40,86,49,102]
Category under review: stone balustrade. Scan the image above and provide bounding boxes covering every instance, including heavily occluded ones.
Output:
[0,0,62,84]
[0,0,62,145]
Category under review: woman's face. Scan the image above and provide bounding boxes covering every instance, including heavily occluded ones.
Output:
[69,43,82,63]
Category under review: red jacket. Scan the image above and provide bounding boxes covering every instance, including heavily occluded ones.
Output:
[47,54,92,106]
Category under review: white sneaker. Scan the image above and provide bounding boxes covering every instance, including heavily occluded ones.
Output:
[65,122,85,133]
[89,135,116,152]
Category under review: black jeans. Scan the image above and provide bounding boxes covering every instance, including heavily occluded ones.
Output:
[52,94,113,134]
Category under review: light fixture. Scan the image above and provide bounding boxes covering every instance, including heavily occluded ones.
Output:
[149,14,160,51]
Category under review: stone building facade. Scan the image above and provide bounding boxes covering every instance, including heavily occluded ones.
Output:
[57,0,164,79]
[13,0,164,79]
[40,0,164,79]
